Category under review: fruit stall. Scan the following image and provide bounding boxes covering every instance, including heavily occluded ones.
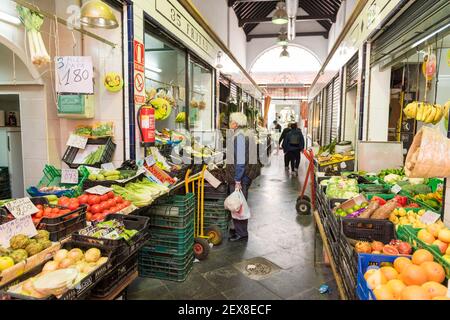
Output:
[313,144,450,300]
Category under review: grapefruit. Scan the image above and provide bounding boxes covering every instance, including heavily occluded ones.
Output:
[394,257,412,273]
[418,229,435,245]
[412,249,434,265]
[364,269,377,281]
[373,285,395,300]
[421,261,446,283]
[401,285,431,300]
[402,264,428,286]
[422,281,447,298]
[386,279,406,300]
[427,224,442,238]
[380,266,398,281]
[438,229,450,243]
[366,269,388,290]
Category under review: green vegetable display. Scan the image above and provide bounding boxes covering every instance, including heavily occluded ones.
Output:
[83,145,106,165]
[112,179,169,207]
[400,184,432,196]
[377,168,405,180]
[325,177,359,199]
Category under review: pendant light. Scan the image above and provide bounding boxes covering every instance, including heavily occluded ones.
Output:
[80,0,118,29]
[277,27,288,46]
[272,2,288,25]
[280,46,289,58]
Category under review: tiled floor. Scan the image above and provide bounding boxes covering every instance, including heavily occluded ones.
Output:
[127,153,339,300]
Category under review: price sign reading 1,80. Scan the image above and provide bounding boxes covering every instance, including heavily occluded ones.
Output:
[55,56,94,94]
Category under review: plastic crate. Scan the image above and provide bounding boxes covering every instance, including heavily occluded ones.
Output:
[147,194,196,228]
[341,218,396,243]
[27,165,89,198]
[149,220,194,238]
[139,249,193,269]
[148,209,194,228]
[357,253,411,300]
[145,231,194,255]
[397,225,450,279]
[138,255,193,282]
[62,137,116,169]
[358,184,391,194]
[204,182,228,200]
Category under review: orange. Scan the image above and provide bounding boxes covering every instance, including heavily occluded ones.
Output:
[380,266,398,281]
[418,229,435,245]
[422,281,448,299]
[366,269,388,290]
[412,249,434,265]
[373,285,395,300]
[364,269,377,281]
[394,257,412,273]
[421,261,446,283]
[427,224,442,238]
[386,279,406,300]
[438,229,450,243]
[401,285,431,300]
[402,264,428,286]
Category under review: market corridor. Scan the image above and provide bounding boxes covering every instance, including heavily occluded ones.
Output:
[127,153,339,300]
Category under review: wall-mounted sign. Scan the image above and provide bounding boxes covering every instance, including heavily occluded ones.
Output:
[134,40,146,105]
[55,56,94,94]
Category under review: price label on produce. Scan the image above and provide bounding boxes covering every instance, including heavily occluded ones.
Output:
[55,56,94,94]
[61,169,79,184]
[85,186,113,195]
[391,184,402,194]
[66,134,88,149]
[340,162,347,169]
[5,198,39,219]
[0,216,38,248]
[145,156,156,167]
[85,166,102,175]
[101,163,115,171]
[419,211,441,225]
[204,170,222,189]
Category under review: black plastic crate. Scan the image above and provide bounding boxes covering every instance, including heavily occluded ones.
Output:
[62,137,116,169]
[340,252,358,300]
[46,217,87,242]
[339,236,358,279]
[341,218,396,243]
[204,182,228,200]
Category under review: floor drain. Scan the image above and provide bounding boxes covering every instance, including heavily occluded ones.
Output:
[234,257,281,280]
[245,263,272,275]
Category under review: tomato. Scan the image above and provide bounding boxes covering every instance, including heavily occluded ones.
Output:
[107,191,115,199]
[86,205,91,212]
[51,207,59,214]
[68,200,79,211]
[100,194,109,202]
[78,194,89,204]
[61,209,71,215]
[123,200,131,207]
[44,207,52,216]
[110,206,119,213]
[86,212,93,221]
[91,204,102,214]
[35,210,43,218]
[36,204,43,210]
[32,217,40,225]
[113,196,123,204]
[107,199,116,209]
[58,196,70,206]
[88,195,101,206]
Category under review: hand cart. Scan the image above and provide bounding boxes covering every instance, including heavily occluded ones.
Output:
[296,148,316,215]
[185,165,223,260]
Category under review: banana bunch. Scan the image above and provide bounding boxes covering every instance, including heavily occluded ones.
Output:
[403,101,447,124]
[175,112,186,123]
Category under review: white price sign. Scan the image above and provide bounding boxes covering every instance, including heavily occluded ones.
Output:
[61,169,79,184]
[340,161,347,169]
[66,134,88,149]
[145,156,156,167]
[204,170,222,189]
[391,184,402,194]
[5,198,39,219]
[101,163,115,171]
[85,166,102,175]
[55,56,94,94]
[0,216,38,248]
[85,185,113,195]
[419,211,441,225]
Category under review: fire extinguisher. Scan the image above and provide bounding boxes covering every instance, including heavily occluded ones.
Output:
[137,105,155,150]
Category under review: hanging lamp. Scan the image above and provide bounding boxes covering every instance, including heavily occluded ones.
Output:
[272,2,288,25]
[280,46,289,58]
[80,0,118,29]
[277,27,288,46]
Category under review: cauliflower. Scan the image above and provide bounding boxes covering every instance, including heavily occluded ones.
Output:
[383,174,401,184]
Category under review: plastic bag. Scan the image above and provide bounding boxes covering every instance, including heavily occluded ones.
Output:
[405,126,450,178]
[224,190,251,220]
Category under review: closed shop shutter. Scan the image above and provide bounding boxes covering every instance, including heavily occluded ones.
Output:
[331,74,341,141]
[230,82,237,101]
[324,83,333,145]
[346,54,358,89]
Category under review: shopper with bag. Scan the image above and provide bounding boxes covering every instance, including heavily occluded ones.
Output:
[224,112,260,242]
[283,122,305,177]
[279,124,292,170]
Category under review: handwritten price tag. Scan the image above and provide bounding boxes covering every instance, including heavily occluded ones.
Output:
[85,166,101,175]
[0,216,38,248]
[101,163,115,171]
[55,56,94,94]
[419,211,441,225]
[85,186,113,195]
[5,198,39,219]
[204,170,222,189]
[61,169,79,184]
[145,156,156,167]
[391,184,402,194]
[67,134,88,149]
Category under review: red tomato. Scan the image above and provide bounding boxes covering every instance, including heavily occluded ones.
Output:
[96,213,106,221]
[113,196,123,204]
[36,204,43,210]
[86,205,91,212]
[68,200,79,211]
[35,210,43,218]
[110,206,119,213]
[106,199,116,209]
[78,194,89,204]
[107,191,115,199]
[88,195,101,206]
[86,212,93,221]
[100,194,109,202]
[58,196,70,206]
[44,207,52,216]
[32,217,40,225]
[123,200,131,207]
[61,209,71,215]
[51,207,60,214]
[91,204,102,214]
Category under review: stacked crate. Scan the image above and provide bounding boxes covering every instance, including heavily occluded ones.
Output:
[138,193,195,282]
[203,182,230,236]
[0,167,11,200]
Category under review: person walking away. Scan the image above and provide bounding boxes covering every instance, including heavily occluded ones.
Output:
[270,120,282,154]
[279,124,291,170]
[224,112,260,242]
[284,122,305,177]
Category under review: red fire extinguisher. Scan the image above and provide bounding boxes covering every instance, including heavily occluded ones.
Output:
[137,105,155,147]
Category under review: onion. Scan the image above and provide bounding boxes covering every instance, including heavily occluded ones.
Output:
[84,248,101,263]
[54,249,68,262]
[59,258,75,269]
[68,248,84,262]
[42,261,59,272]
[96,257,108,266]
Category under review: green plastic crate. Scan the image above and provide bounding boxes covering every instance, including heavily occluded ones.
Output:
[138,261,193,282]
[149,220,194,238]
[149,209,194,228]
[145,232,194,255]
[397,225,450,279]
[358,184,391,193]
[139,251,193,269]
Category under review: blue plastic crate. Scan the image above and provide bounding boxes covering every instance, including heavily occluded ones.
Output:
[357,253,412,300]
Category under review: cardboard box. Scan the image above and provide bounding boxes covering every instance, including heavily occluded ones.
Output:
[336,194,368,212]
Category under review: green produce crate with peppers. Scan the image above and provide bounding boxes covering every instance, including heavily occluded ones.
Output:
[397,225,450,279]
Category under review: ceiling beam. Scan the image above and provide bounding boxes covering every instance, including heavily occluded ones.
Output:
[247,31,328,41]
[239,14,334,27]
[230,0,277,4]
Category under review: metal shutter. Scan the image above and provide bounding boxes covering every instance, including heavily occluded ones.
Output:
[331,75,341,141]
[346,55,358,89]
[230,82,237,101]
[324,84,333,145]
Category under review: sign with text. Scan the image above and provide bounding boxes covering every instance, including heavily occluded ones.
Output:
[55,56,94,94]
[5,198,39,219]
[134,40,146,105]
[101,163,115,171]
[85,186,113,195]
[420,211,441,225]
[204,170,221,189]
[66,134,88,149]
[391,184,402,194]
[61,169,79,184]
[145,156,156,167]
[0,216,38,248]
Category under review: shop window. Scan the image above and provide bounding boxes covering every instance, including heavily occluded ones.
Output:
[188,60,213,132]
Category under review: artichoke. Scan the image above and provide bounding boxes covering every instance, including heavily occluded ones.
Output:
[9,249,28,263]
[25,242,43,256]
[37,239,52,250]
[0,247,11,257]
[33,230,50,242]
[10,234,30,250]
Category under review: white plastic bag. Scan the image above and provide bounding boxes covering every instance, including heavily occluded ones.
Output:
[225,190,251,220]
